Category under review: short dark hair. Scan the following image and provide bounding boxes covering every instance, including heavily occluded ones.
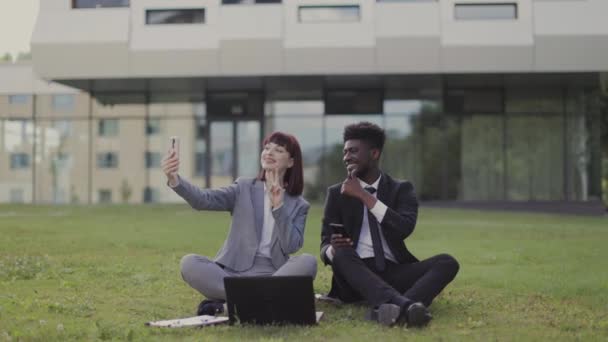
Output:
[257,131,304,196]
[343,121,386,151]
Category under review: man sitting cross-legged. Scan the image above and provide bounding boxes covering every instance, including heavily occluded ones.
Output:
[320,121,459,327]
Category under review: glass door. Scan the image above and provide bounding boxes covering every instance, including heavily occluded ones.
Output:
[208,120,261,187]
[209,121,234,188]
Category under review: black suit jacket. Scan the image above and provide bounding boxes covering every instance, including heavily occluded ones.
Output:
[320,172,419,297]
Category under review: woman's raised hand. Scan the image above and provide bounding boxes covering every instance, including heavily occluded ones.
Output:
[267,168,285,209]
[162,149,180,187]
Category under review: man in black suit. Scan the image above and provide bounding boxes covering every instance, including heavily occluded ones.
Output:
[320,122,459,327]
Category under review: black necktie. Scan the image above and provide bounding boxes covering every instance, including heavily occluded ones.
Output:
[365,186,386,271]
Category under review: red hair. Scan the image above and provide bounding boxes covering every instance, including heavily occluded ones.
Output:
[257,131,304,196]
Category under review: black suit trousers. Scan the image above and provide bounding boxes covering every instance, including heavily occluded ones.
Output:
[331,247,459,308]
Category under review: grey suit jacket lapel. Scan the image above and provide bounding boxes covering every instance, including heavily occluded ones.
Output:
[251,179,264,241]
[270,193,296,242]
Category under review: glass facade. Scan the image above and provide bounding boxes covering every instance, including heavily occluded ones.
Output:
[0,119,34,203]
[0,75,604,205]
[298,5,361,23]
[35,119,89,204]
[146,9,205,25]
[72,0,129,9]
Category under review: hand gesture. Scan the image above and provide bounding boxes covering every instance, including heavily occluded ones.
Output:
[266,169,285,209]
[161,149,179,187]
[340,168,364,200]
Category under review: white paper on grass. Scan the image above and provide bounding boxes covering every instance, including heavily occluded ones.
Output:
[145,315,229,328]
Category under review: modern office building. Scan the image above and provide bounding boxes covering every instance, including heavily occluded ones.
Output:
[1,0,606,207]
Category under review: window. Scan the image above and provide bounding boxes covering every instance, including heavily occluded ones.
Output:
[10,153,30,169]
[146,9,205,25]
[207,92,263,118]
[143,187,160,203]
[270,101,324,116]
[195,152,206,176]
[72,0,129,8]
[10,189,24,203]
[98,189,112,203]
[8,95,30,104]
[196,119,206,139]
[98,119,119,137]
[454,3,517,20]
[53,120,73,138]
[97,152,119,168]
[445,89,503,113]
[222,0,281,4]
[6,119,30,145]
[146,118,161,135]
[298,5,360,23]
[52,94,75,111]
[325,89,383,114]
[145,152,161,169]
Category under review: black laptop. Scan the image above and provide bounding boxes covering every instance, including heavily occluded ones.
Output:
[224,276,322,326]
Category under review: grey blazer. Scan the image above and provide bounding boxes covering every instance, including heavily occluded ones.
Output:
[171,176,310,272]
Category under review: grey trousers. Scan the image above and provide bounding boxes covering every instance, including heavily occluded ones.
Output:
[180,253,318,300]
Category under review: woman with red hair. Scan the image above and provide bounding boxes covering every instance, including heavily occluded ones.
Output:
[162,131,317,316]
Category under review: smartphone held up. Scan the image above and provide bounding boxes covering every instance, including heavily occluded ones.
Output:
[170,136,180,159]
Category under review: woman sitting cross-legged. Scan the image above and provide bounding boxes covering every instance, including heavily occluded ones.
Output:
[161,131,317,316]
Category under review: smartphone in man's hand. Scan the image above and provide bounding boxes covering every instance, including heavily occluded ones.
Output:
[329,223,348,238]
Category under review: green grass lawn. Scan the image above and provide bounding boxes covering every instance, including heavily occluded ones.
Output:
[1,204,607,341]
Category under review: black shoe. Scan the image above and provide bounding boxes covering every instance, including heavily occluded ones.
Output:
[366,302,432,327]
[196,299,225,316]
[405,302,432,328]
[366,303,402,326]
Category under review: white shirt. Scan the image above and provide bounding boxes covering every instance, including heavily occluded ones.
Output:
[326,175,396,262]
[256,184,279,258]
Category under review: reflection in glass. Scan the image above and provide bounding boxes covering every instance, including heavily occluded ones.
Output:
[72,0,129,8]
[564,88,603,202]
[270,101,323,116]
[146,9,205,25]
[210,122,233,187]
[506,88,562,114]
[383,115,420,190]
[195,118,207,177]
[507,114,563,200]
[461,115,505,200]
[417,113,448,200]
[1,119,34,203]
[4,119,32,149]
[454,4,517,20]
[567,111,589,201]
[237,121,260,178]
[298,5,360,23]
[35,120,89,204]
